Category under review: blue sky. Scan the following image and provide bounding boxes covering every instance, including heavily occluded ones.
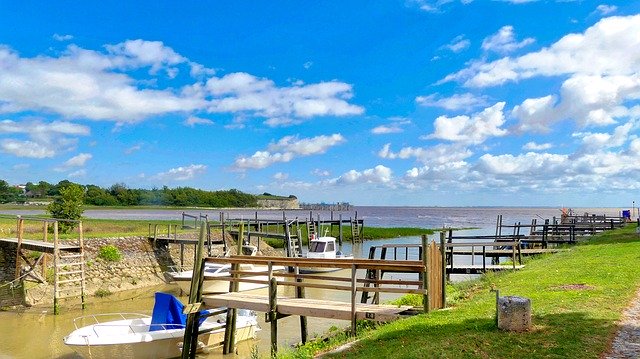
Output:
[1,1,640,206]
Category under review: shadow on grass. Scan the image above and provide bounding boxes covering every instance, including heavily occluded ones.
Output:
[323,312,617,359]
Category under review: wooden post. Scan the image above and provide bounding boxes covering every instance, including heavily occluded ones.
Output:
[269,277,278,357]
[181,225,206,359]
[294,265,308,343]
[78,221,86,309]
[42,220,48,280]
[14,217,24,279]
[338,214,343,248]
[440,231,447,308]
[223,262,239,354]
[350,263,357,336]
[422,235,429,313]
[53,221,60,315]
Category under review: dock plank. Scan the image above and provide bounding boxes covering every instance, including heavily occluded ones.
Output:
[203,292,413,322]
[0,238,81,253]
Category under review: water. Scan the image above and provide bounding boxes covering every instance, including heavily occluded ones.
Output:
[1,206,623,231]
[0,206,625,358]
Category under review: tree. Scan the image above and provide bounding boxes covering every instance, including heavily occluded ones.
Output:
[47,184,84,233]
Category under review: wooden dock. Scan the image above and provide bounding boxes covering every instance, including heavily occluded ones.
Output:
[181,235,443,358]
[204,292,414,322]
[0,237,80,253]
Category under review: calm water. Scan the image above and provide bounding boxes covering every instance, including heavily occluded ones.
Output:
[0,206,626,358]
[1,206,624,231]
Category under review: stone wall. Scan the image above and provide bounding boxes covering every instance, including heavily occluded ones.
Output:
[256,197,300,209]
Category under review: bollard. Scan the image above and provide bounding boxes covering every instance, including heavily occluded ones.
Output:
[497,296,531,332]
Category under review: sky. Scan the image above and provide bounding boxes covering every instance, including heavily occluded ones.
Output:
[0,1,640,207]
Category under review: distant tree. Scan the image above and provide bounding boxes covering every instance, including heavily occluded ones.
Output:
[47,184,84,233]
[0,180,21,203]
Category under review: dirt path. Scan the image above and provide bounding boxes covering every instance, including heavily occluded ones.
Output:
[604,287,640,358]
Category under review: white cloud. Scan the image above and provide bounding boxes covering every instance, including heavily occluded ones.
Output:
[413,0,472,13]
[183,115,214,127]
[379,143,472,165]
[273,172,289,180]
[0,119,90,158]
[511,95,558,133]
[522,142,553,151]
[303,61,313,69]
[124,144,143,154]
[0,41,362,125]
[443,15,640,87]
[52,34,73,41]
[206,73,364,120]
[329,165,393,185]
[233,134,346,170]
[153,164,207,181]
[416,93,488,111]
[445,35,470,53]
[371,117,411,134]
[68,169,87,178]
[476,152,569,176]
[481,26,534,54]
[595,5,617,16]
[63,153,92,167]
[427,102,507,144]
[312,168,331,177]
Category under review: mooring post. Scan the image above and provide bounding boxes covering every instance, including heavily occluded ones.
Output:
[14,216,24,280]
[294,265,308,343]
[440,231,446,308]
[181,225,206,359]
[350,263,357,336]
[422,234,430,313]
[53,221,60,315]
[269,276,278,357]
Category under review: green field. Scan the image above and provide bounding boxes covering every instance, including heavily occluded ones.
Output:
[280,224,640,359]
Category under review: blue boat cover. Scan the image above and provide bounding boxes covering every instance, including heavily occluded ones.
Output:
[149,292,210,331]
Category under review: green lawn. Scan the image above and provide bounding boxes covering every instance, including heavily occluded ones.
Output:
[282,224,640,359]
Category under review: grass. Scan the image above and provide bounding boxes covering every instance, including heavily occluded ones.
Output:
[279,224,640,359]
[264,225,435,248]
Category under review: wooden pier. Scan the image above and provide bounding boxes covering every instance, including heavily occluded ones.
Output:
[0,215,85,314]
[180,235,443,358]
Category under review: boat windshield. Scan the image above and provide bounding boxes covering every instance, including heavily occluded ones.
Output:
[309,241,326,253]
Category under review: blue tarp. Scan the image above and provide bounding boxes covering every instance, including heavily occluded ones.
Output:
[149,292,210,331]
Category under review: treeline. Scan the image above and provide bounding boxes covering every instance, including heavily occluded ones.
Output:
[0,180,258,207]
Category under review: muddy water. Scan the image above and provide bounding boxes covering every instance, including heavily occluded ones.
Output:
[0,270,407,359]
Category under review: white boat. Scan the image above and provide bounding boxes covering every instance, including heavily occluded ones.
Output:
[167,246,286,294]
[302,236,354,273]
[169,262,278,294]
[64,292,259,359]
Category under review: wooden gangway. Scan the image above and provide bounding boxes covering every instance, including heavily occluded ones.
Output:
[0,215,86,314]
[184,235,444,357]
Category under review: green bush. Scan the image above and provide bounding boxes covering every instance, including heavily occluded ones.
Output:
[97,245,122,262]
[95,288,112,297]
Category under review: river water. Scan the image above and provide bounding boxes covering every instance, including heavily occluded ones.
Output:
[0,206,625,358]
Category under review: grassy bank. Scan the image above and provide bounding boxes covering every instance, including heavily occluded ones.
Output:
[282,224,640,358]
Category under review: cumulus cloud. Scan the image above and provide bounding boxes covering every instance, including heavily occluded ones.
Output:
[442,15,640,87]
[0,41,362,125]
[63,153,92,167]
[206,73,364,120]
[416,93,488,111]
[595,5,617,16]
[481,26,534,54]
[427,102,507,144]
[183,115,214,127]
[153,164,207,181]
[371,117,411,135]
[52,34,73,41]
[522,142,553,151]
[444,35,470,53]
[379,143,472,165]
[329,165,393,185]
[233,134,346,170]
[0,119,90,158]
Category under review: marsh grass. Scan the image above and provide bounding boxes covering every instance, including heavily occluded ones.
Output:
[282,224,640,359]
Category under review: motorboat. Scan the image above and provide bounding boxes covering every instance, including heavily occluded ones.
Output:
[63,292,259,359]
[167,245,285,294]
[302,236,353,273]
